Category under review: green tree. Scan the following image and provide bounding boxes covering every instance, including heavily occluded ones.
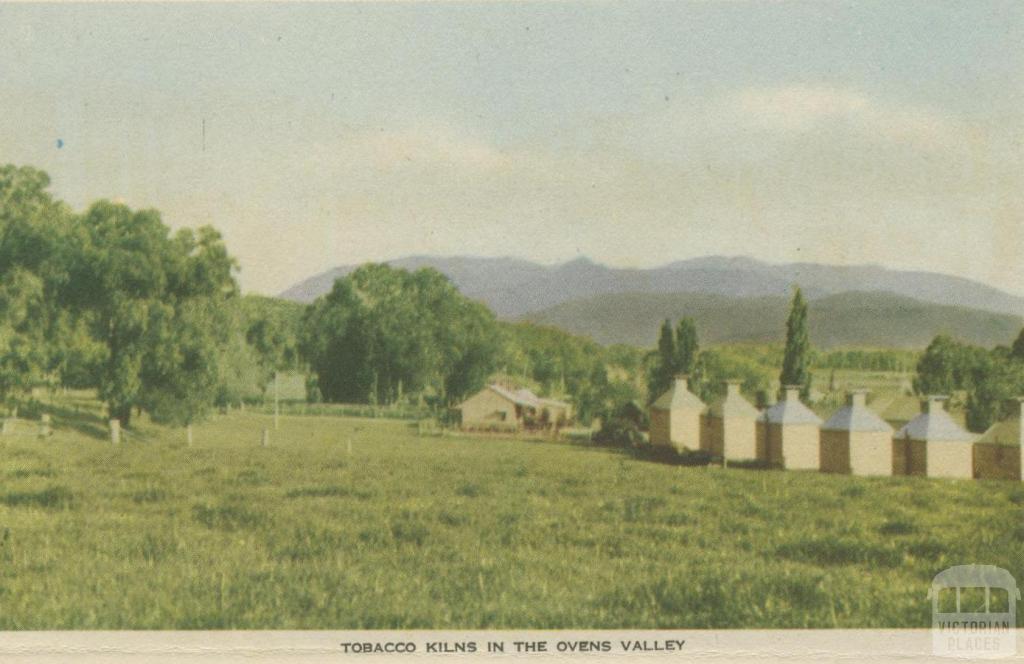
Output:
[965,349,1024,432]
[301,265,501,407]
[68,202,237,425]
[0,268,48,400]
[1011,327,1024,361]
[139,298,224,441]
[240,294,304,375]
[692,348,772,404]
[0,165,75,401]
[913,335,987,396]
[674,317,699,376]
[780,287,812,399]
[645,319,676,403]
[300,278,373,403]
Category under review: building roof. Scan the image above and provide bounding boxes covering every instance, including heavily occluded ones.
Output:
[879,392,926,424]
[895,399,973,442]
[822,391,893,433]
[484,385,569,411]
[763,397,822,425]
[977,419,1023,447]
[707,382,760,419]
[486,384,535,407]
[651,378,706,412]
[976,398,1024,447]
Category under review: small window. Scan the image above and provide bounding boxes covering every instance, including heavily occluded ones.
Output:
[937,587,958,614]
[960,587,987,613]
[989,587,1010,613]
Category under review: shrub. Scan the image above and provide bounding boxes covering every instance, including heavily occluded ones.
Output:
[592,418,644,447]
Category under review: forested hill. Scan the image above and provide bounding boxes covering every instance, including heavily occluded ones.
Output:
[520,291,1024,349]
[280,255,1024,319]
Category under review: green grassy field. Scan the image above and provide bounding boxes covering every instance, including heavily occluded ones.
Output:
[0,401,1020,629]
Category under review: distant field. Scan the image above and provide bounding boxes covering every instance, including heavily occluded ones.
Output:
[0,401,1020,629]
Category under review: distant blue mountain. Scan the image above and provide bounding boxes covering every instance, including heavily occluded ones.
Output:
[279,254,1024,321]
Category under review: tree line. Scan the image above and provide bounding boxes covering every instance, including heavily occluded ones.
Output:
[0,166,313,430]
[299,264,644,422]
[644,289,813,405]
[7,162,1021,436]
[642,282,1024,435]
[914,331,1024,432]
[0,164,640,430]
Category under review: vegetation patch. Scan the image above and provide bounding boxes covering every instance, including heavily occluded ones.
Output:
[454,482,483,498]
[7,468,56,479]
[0,408,1015,629]
[839,484,867,498]
[389,515,430,546]
[271,526,346,561]
[437,509,468,527]
[284,484,371,500]
[233,470,268,486]
[131,488,169,503]
[137,532,180,563]
[775,536,901,568]
[622,495,667,522]
[192,501,266,531]
[877,518,917,536]
[1,486,74,510]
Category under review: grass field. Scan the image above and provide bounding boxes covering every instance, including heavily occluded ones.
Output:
[0,399,1021,629]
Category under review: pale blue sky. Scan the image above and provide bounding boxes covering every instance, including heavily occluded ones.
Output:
[1,2,1021,295]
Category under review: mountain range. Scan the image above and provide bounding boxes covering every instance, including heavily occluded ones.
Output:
[279,255,1024,348]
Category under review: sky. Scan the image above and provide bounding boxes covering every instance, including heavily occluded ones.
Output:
[1,2,1022,296]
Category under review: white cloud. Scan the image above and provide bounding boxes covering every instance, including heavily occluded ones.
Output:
[726,85,960,150]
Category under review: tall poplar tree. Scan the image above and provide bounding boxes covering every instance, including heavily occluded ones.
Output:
[780,287,812,399]
[646,319,677,403]
[674,318,699,376]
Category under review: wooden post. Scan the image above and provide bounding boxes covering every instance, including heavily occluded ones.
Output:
[1,418,12,436]
[274,371,280,430]
[38,414,51,438]
[186,424,193,447]
[109,419,121,445]
[261,428,270,447]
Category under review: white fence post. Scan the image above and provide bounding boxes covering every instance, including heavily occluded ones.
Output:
[38,414,51,438]
[109,419,121,445]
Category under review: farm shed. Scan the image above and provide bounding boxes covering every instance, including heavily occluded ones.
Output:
[458,384,571,432]
[649,376,706,453]
[820,390,894,476]
[893,396,973,479]
[703,380,760,462]
[973,398,1024,481]
[758,386,822,469]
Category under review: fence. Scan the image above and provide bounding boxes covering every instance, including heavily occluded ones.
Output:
[247,401,430,421]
